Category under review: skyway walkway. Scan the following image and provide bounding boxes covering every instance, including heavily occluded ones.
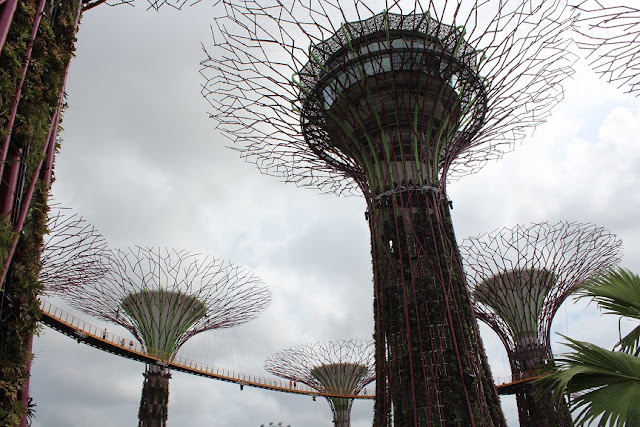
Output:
[39,300,538,398]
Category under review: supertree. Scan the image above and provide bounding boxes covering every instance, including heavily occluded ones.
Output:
[64,247,271,427]
[460,221,622,427]
[264,340,375,427]
[571,1,640,95]
[202,0,579,425]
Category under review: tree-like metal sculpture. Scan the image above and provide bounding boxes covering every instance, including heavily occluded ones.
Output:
[65,247,271,427]
[265,340,375,427]
[39,207,109,295]
[572,1,640,95]
[460,221,622,427]
[203,1,578,425]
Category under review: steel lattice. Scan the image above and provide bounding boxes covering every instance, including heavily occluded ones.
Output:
[572,1,640,95]
[64,247,271,358]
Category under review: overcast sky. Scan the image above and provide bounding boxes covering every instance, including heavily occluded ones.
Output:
[28,2,640,426]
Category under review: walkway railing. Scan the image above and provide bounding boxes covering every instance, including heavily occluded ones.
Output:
[39,300,374,399]
[39,300,542,398]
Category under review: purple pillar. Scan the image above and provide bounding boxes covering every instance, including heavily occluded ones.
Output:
[0,0,18,53]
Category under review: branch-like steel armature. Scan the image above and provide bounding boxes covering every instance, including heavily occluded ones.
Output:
[460,221,622,427]
[40,206,109,296]
[265,340,375,427]
[203,1,579,426]
[64,247,271,427]
[572,1,640,95]
[203,0,578,194]
[66,246,271,358]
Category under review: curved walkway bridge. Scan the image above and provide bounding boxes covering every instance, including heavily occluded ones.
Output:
[39,300,541,399]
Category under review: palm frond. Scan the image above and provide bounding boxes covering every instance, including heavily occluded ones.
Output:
[537,336,640,427]
[580,267,640,354]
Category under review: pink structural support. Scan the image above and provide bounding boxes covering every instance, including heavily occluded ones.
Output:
[15,3,83,424]
[0,0,46,185]
[0,145,22,217]
[0,0,82,291]
[0,0,17,54]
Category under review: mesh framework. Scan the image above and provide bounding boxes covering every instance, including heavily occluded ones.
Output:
[204,1,578,426]
[65,246,271,358]
[460,221,622,426]
[203,0,577,194]
[265,340,375,427]
[572,1,640,95]
[40,206,109,295]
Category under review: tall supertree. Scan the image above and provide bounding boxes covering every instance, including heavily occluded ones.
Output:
[571,1,640,95]
[202,1,578,425]
[264,340,375,427]
[64,247,271,427]
[460,221,622,427]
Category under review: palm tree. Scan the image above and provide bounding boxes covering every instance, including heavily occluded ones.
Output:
[540,267,640,426]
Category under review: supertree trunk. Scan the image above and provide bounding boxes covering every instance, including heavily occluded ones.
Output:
[514,383,572,427]
[138,364,171,427]
[331,401,352,427]
[369,188,502,426]
[510,347,572,427]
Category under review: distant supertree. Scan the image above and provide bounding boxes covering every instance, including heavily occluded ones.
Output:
[265,340,375,427]
[39,207,109,295]
[65,247,271,427]
[203,1,578,425]
[460,221,622,427]
[572,1,640,95]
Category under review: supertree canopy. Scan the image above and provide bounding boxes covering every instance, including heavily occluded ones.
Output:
[39,206,109,295]
[264,340,375,427]
[203,1,578,426]
[65,247,271,427]
[572,1,640,95]
[460,221,622,427]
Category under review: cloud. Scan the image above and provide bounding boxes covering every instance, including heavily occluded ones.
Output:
[28,3,640,427]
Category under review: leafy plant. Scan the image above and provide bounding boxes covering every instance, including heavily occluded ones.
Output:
[538,268,640,427]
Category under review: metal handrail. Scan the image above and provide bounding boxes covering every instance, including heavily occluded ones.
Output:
[39,299,374,399]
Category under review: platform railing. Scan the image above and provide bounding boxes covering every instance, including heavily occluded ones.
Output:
[39,299,375,399]
[40,300,544,397]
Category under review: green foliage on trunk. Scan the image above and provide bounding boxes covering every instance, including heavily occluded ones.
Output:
[138,364,171,427]
[0,1,80,424]
[372,192,505,426]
